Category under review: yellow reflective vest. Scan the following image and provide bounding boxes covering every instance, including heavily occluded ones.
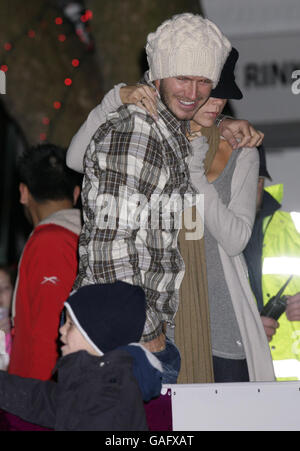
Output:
[261,184,300,380]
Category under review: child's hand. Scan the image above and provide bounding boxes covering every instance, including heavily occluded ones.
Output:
[120,85,158,120]
[142,332,166,353]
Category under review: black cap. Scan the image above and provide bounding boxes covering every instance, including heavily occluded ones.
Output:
[258,145,272,180]
[210,47,243,100]
[65,282,146,355]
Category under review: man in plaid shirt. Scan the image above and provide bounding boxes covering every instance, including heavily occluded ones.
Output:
[74,14,231,382]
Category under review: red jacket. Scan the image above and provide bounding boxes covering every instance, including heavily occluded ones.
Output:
[9,209,81,380]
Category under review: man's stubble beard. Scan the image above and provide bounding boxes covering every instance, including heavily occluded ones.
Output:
[159,82,210,122]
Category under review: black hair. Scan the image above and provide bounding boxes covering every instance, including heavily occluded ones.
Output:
[17,144,82,203]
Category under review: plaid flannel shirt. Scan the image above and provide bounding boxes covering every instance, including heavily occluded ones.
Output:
[75,89,194,342]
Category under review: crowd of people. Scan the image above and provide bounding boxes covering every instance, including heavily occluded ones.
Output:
[0,12,299,431]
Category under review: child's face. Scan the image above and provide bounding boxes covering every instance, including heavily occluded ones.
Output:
[59,312,99,357]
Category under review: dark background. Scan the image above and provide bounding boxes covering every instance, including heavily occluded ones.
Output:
[0,0,202,265]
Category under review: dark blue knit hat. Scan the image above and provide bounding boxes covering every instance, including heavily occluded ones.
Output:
[64,282,146,355]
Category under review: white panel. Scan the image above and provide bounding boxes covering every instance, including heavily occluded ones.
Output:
[200,1,300,125]
[229,32,300,124]
[201,0,300,36]
[169,381,300,430]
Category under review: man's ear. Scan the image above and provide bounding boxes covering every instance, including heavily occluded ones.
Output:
[19,183,30,205]
[73,185,81,206]
[154,80,160,91]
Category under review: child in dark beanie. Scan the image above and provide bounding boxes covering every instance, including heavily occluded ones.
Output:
[0,282,162,431]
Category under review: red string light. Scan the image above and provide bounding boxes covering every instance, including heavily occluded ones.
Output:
[71,58,80,67]
[58,34,66,42]
[2,8,86,142]
[85,9,93,20]
[64,78,72,86]
[53,101,61,109]
[4,42,12,51]
[81,10,93,23]
[39,133,47,141]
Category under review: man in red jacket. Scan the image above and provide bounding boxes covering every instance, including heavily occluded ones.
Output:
[8,144,82,381]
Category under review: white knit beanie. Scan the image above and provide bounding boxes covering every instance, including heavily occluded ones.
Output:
[146,13,231,88]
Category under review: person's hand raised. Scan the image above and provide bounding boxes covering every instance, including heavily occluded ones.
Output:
[120,85,158,120]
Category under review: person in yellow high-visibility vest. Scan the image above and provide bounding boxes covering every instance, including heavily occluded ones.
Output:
[244,147,300,381]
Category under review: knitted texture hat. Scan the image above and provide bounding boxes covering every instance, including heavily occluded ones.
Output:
[146,13,231,87]
[64,282,146,356]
